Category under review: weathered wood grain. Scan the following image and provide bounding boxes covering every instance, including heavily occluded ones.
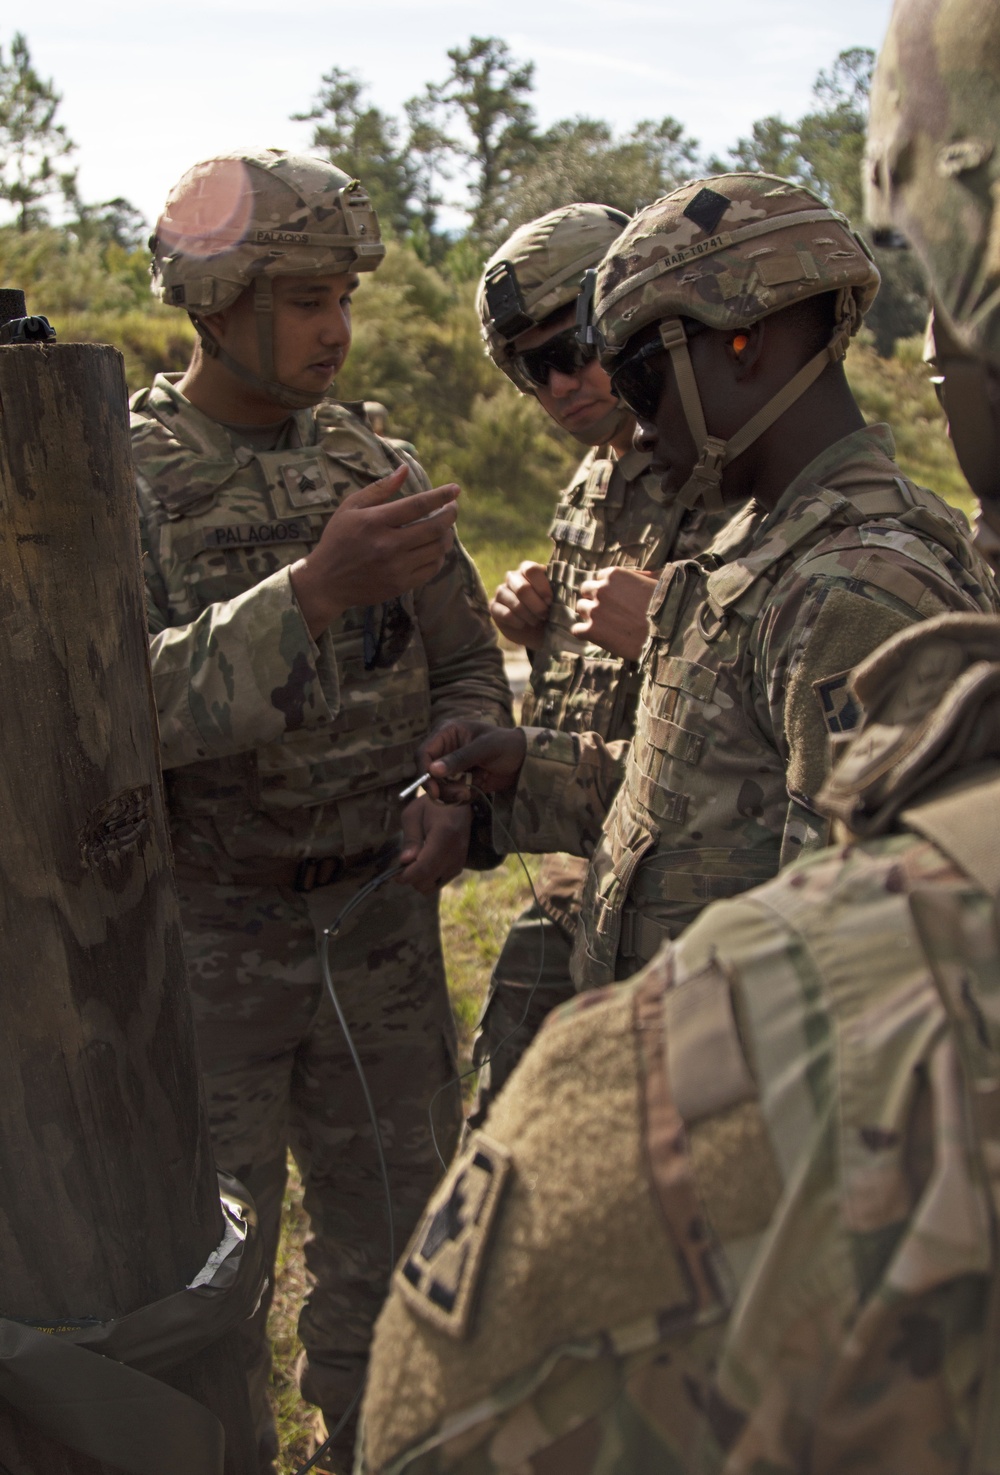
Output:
[0,342,255,1473]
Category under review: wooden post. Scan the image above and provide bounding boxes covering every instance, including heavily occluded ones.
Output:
[0,339,257,1473]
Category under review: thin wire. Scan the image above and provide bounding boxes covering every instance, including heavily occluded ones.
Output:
[293,807,550,1468]
[292,867,401,1475]
[427,785,547,1169]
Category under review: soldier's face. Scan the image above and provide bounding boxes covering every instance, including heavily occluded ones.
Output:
[934,351,1000,504]
[512,307,619,435]
[630,319,768,503]
[628,323,729,497]
[213,272,358,396]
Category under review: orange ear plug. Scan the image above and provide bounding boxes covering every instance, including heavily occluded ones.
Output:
[732,333,749,353]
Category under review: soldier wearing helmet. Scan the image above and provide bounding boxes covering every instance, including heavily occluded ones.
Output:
[358,114,1000,1474]
[424,172,997,989]
[866,0,1000,577]
[469,205,737,1120]
[133,149,511,1472]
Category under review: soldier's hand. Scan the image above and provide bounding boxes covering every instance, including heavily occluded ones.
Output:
[572,567,659,661]
[490,561,553,650]
[396,795,472,894]
[290,465,460,638]
[424,721,527,802]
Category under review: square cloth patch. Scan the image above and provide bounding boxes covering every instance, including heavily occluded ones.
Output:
[682,186,731,236]
[394,1133,511,1339]
[280,457,334,507]
[813,668,861,735]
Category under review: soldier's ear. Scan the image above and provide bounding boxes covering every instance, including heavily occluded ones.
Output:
[726,320,764,378]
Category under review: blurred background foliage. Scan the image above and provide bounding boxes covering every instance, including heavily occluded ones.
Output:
[0,28,975,587]
[0,28,973,592]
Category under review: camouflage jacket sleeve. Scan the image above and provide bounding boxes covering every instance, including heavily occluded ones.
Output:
[414,535,513,733]
[145,543,340,771]
[499,728,629,857]
[358,832,990,1475]
[751,527,996,862]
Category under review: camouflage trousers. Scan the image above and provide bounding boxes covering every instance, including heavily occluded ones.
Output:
[175,868,462,1471]
[467,853,583,1129]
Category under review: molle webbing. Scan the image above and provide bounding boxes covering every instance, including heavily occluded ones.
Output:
[599,207,847,318]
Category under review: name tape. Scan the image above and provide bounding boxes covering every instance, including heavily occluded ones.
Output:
[203,520,312,550]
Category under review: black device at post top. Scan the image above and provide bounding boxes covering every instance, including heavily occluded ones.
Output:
[482,260,535,340]
[0,288,56,344]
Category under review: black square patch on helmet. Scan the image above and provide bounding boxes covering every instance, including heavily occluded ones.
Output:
[683,187,731,236]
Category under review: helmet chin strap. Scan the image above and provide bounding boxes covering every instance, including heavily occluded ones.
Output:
[656,311,855,513]
[566,401,630,447]
[192,278,329,413]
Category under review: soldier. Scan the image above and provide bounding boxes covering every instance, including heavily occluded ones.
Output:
[470,206,735,1117]
[134,150,511,1472]
[866,0,1000,584]
[426,172,998,992]
[356,11,1000,1459]
[359,609,1000,1473]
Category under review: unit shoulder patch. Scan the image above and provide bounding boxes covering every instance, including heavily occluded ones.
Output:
[394,1132,511,1340]
[813,667,861,735]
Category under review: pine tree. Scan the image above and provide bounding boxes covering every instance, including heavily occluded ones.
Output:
[0,32,76,232]
[416,36,538,238]
[293,68,414,237]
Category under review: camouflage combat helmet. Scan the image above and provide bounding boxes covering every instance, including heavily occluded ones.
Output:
[593,173,879,510]
[151,149,385,411]
[477,203,630,444]
[866,0,1000,370]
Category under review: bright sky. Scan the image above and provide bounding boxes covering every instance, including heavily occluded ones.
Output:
[6,0,894,230]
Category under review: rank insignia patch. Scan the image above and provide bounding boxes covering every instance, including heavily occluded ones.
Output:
[394,1133,511,1339]
[813,668,861,735]
[280,456,333,507]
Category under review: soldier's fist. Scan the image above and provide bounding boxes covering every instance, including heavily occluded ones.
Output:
[396,796,472,894]
[572,566,659,661]
[290,465,460,637]
[490,561,553,650]
[422,720,527,803]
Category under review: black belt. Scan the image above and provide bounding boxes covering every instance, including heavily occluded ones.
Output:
[173,844,395,893]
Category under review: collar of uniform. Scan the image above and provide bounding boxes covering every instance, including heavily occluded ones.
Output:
[615,446,653,482]
[757,423,897,532]
[143,373,316,459]
[701,424,897,616]
[132,374,318,511]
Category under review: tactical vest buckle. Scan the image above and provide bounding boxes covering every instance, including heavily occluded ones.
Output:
[294,855,345,892]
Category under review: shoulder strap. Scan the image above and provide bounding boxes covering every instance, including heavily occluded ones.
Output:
[705,487,845,613]
[903,772,1000,899]
[130,405,237,518]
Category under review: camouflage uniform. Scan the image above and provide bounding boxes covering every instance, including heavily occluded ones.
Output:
[357,610,1000,1475]
[494,176,999,990]
[508,422,997,989]
[358,18,1000,1471]
[472,205,737,1111]
[140,152,511,1469]
[476,444,733,1108]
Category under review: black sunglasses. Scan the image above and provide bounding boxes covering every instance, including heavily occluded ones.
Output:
[512,326,598,388]
[609,339,669,423]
